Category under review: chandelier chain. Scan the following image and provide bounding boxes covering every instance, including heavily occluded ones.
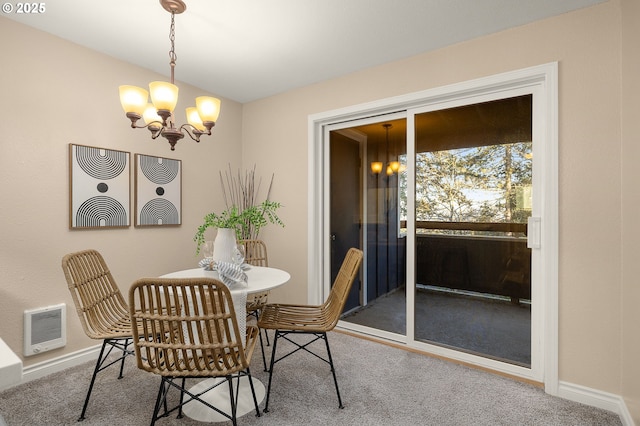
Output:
[169,11,177,83]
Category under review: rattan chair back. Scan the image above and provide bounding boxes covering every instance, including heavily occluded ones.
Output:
[321,247,364,330]
[239,239,268,267]
[61,249,136,421]
[129,277,256,378]
[238,239,271,371]
[240,239,270,309]
[257,247,363,412]
[61,249,131,340]
[258,247,363,333]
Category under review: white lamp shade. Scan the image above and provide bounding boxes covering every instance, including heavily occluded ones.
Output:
[371,162,383,174]
[195,96,221,123]
[119,85,148,115]
[149,81,179,112]
[143,104,162,127]
[389,161,400,173]
[186,107,206,131]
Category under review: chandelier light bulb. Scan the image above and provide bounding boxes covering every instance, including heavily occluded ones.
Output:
[371,162,383,174]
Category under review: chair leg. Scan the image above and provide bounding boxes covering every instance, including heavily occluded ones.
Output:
[323,333,344,409]
[150,378,170,426]
[78,338,133,421]
[227,376,238,426]
[262,330,280,413]
[78,340,108,421]
[260,312,270,347]
[245,368,261,418]
[258,327,268,372]
[177,377,186,419]
[251,309,269,371]
[117,338,131,378]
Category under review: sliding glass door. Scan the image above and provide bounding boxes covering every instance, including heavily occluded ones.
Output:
[313,63,556,383]
[334,95,533,367]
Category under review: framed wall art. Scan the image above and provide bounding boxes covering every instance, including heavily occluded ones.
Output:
[134,154,182,227]
[69,144,131,229]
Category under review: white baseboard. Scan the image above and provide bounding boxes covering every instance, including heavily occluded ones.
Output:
[21,344,101,384]
[558,381,635,426]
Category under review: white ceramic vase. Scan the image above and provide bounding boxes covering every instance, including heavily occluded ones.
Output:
[212,228,236,264]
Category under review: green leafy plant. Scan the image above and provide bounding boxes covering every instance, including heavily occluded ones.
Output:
[194,200,284,254]
[194,165,285,254]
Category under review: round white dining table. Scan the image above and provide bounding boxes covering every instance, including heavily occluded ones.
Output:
[158,265,290,423]
[160,266,290,294]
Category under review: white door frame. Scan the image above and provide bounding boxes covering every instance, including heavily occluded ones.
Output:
[308,62,558,392]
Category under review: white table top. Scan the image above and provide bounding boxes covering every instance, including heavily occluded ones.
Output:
[159,266,290,294]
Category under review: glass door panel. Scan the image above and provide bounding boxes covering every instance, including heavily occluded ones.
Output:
[411,95,533,366]
[335,118,407,337]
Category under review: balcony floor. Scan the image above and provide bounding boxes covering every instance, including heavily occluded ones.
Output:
[342,286,531,366]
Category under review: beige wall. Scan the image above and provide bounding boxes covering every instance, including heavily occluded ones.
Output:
[0,17,243,363]
[1,0,639,422]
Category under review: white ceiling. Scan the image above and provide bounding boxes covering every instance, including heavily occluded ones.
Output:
[5,0,605,103]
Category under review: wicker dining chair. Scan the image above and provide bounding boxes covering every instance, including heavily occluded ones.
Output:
[128,277,261,426]
[257,247,363,413]
[61,249,142,421]
[239,239,270,371]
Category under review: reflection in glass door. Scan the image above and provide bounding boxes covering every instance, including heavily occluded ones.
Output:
[332,118,407,337]
[411,95,533,366]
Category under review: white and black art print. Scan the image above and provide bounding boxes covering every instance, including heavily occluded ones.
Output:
[69,144,130,229]
[135,154,181,227]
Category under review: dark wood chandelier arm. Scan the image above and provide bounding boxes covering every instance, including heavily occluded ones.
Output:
[124,115,164,139]
[179,123,211,143]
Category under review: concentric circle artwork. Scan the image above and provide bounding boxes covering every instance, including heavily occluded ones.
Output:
[139,154,180,184]
[139,198,180,225]
[76,196,129,227]
[135,154,182,226]
[69,144,130,229]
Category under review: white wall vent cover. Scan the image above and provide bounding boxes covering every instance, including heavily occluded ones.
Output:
[24,303,66,356]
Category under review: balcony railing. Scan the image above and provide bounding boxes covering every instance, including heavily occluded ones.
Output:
[401,220,527,235]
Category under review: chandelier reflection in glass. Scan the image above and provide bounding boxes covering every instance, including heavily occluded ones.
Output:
[118,0,220,151]
[371,124,402,175]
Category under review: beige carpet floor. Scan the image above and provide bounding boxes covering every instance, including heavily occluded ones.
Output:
[0,331,621,426]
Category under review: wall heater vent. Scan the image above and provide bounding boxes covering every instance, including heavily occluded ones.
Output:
[24,303,66,356]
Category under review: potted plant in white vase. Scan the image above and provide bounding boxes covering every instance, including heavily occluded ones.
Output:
[194,200,284,263]
[195,165,285,268]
